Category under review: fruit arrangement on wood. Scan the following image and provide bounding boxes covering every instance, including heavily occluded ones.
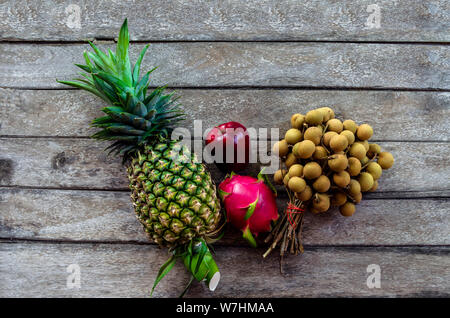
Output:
[265,107,394,258]
[57,18,396,296]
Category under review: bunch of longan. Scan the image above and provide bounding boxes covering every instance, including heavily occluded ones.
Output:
[273,107,394,217]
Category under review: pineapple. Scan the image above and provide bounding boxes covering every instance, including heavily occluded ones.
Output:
[58,19,222,294]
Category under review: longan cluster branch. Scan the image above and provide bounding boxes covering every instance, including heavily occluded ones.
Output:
[265,107,394,258]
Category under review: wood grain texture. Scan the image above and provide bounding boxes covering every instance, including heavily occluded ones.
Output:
[1,188,449,246]
[1,242,449,297]
[1,88,449,141]
[0,0,449,42]
[0,138,448,193]
[1,43,449,89]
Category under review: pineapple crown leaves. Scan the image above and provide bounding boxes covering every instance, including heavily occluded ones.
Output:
[57,19,185,159]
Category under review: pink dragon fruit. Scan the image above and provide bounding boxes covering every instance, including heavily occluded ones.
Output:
[219,171,279,247]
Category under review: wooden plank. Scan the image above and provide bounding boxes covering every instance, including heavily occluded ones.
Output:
[1,43,449,89]
[0,138,448,193]
[0,1,448,42]
[1,88,449,141]
[1,188,449,246]
[0,242,448,297]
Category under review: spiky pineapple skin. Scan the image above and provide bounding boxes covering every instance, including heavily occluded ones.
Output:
[128,140,222,248]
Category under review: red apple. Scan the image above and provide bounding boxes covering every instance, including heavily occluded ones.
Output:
[205,121,250,172]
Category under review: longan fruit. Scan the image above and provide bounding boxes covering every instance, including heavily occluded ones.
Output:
[273,140,289,157]
[349,143,366,160]
[347,157,362,176]
[369,180,378,192]
[313,175,331,192]
[285,152,297,168]
[305,109,324,125]
[358,172,374,192]
[366,162,382,180]
[313,193,330,212]
[288,164,304,178]
[304,126,322,145]
[303,162,322,179]
[340,130,355,145]
[326,119,343,133]
[348,179,361,196]
[356,124,373,141]
[323,131,338,147]
[367,143,381,158]
[294,114,305,129]
[378,152,394,169]
[285,128,303,145]
[340,202,356,217]
[273,169,287,185]
[295,140,315,159]
[291,114,302,128]
[317,107,335,122]
[295,185,313,201]
[283,174,290,186]
[329,134,349,152]
[331,192,347,206]
[313,146,328,160]
[343,120,358,134]
[353,191,362,204]
[361,156,370,166]
[328,154,348,172]
[324,107,335,119]
[333,171,351,188]
[359,140,370,152]
[288,176,307,193]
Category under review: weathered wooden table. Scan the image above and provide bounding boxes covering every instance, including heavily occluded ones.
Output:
[0,1,449,297]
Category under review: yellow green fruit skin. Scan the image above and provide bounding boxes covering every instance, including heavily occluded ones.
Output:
[285,153,297,168]
[366,162,382,180]
[296,140,315,159]
[327,119,343,133]
[356,124,373,141]
[378,152,394,169]
[285,128,303,145]
[347,157,362,176]
[348,179,361,196]
[313,175,331,192]
[331,192,347,206]
[295,186,313,201]
[329,134,348,152]
[349,143,366,160]
[305,110,323,125]
[288,164,303,177]
[313,193,330,212]
[340,202,356,217]
[328,154,348,172]
[343,120,357,134]
[303,162,322,179]
[358,172,374,192]
[340,130,355,145]
[288,176,307,193]
[333,171,351,187]
[273,140,289,157]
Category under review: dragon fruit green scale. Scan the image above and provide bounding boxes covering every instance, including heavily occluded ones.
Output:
[219,173,279,247]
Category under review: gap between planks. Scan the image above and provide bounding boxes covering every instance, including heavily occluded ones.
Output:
[1,185,449,199]
[1,238,449,251]
[2,85,450,92]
